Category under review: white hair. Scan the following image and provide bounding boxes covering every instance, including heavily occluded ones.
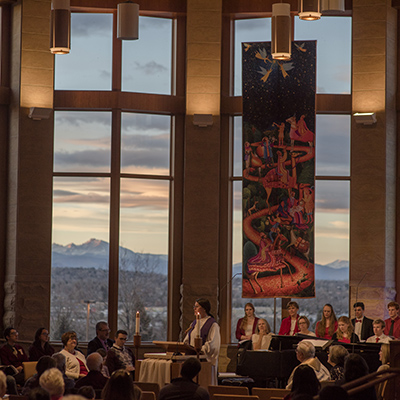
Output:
[297,340,315,359]
[39,367,65,396]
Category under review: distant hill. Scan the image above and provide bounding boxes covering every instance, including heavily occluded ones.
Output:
[52,238,168,275]
[233,259,349,281]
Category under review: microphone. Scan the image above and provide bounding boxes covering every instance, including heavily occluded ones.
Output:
[355,273,368,302]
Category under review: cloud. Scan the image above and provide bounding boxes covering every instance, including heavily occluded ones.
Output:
[132,61,168,75]
[122,116,170,132]
[121,133,169,150]
[120,193,169,210]
[53,192,110,204]
[236,18,269,32]
[53,190,79,197]
[56,111,111,127]
[140,16,171,30]
[71,14,112,37]
[55,149,110,167]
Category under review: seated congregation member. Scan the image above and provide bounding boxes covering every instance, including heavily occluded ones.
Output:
[327,345,348,381]
[28,387,51,400]
[75,352,108,390]
[319,386,349,400]
[29,328,55,361]
[158,357,210,400]
[59,331,88,380]
[383,301,400,339]
[331,316,359,344]
[22,356,57,396]
[297,316,316,337]
[0,326,29,385]
[286,340,330,389]
[78,385,96,400]
[52,353,75,392]
[342,354,377,400]
[39,368,65,400]
[279,301,300,336]
[236,303,259,341]
[366,319,391,344]
[315,304,338,339]
[376,343,390,400]
[87,322,114,355]
[284,365,320,400]
[95,348,110,377]
[184,298,220,385]
[106,330,135,374]
[101,370,141,400]
[252,318,272,350]
[351,302,374,342]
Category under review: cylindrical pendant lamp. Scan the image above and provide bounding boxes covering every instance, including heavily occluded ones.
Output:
[298,0,321,20]
[117,1,139,40]
[271,3,291,61]
[50,0,71,54]
[321,0,345,12]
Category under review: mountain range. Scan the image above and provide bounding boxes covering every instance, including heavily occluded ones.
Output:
[52,238,349,280]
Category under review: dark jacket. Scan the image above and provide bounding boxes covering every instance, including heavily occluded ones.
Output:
[87,337,114,355]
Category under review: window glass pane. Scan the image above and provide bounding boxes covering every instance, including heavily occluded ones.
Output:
[233,117,243,177]
[316,115,350,176]
[121,113,170,175]
[295,16,351,94]
[51,177,110,341]
[231,181,282,341]
[297,180,349,327]
[122,17,172,94]
[54,111,111,173]
[119,178,169,340]
[55,13,113,90]
[234,18,271,96]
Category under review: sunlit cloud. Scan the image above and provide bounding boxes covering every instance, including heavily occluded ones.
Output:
[53,192,110,204]
[56,111,111,127]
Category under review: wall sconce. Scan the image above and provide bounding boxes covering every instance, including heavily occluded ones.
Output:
[299,0,321,20]
[193,114,213,128]
[353,112,377,125]
[117,1,139,40]
[321,0,345,13]
[28,107,53,120]
[271,3,291,60]
[50,0,71,54]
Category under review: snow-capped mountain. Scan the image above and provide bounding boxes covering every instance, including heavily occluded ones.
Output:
[52,238,168,275]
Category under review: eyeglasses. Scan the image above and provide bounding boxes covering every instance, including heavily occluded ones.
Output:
[100,329,110,332]
[10,331,18,336]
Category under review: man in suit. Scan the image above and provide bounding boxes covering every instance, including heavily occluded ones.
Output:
[87,321,114,355]
[351,302,374,341]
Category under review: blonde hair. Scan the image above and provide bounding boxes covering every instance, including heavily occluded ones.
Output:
[256,318,271,334]
[240,303,256,330]
[335,316,354,340]
[39,367,65,396]
[317,304,337,337]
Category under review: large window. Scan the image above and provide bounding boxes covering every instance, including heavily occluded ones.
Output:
[51,11,176,342]
[230,16,351,341]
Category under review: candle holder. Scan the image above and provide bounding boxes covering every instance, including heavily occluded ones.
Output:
[194,337,202,358]
[133,333,141,380]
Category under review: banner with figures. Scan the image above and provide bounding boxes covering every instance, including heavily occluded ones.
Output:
[242,41,316,298]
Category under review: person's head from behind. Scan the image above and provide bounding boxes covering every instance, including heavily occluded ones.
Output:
[180,358,201,381]
[86,352,103,372]
[36,356,57,377]
[102,369,141,400]
[52,352,67,373]
[328,345,348,367]
[319,385,349,400]
[296,340,315,362]
[39,367,65,397]
[380,343,390,365]
[28,387,51,400]
[78,386,96,400]
[344,353,369,382]
[291,365,320,396]
[0,371,6,398]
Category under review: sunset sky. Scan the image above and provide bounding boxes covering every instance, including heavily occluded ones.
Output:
[52,14,351,266]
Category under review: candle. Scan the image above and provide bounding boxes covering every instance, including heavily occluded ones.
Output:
[196,312,200,337]
[136,311,140,334]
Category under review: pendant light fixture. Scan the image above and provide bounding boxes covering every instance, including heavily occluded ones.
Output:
[50,0,71,54]
[271,3,291,61]
[298,0,321,21]
[321,0,345,13]
[117,1,139,40]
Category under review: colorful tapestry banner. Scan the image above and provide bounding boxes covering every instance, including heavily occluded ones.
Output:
[242,41,316,299]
